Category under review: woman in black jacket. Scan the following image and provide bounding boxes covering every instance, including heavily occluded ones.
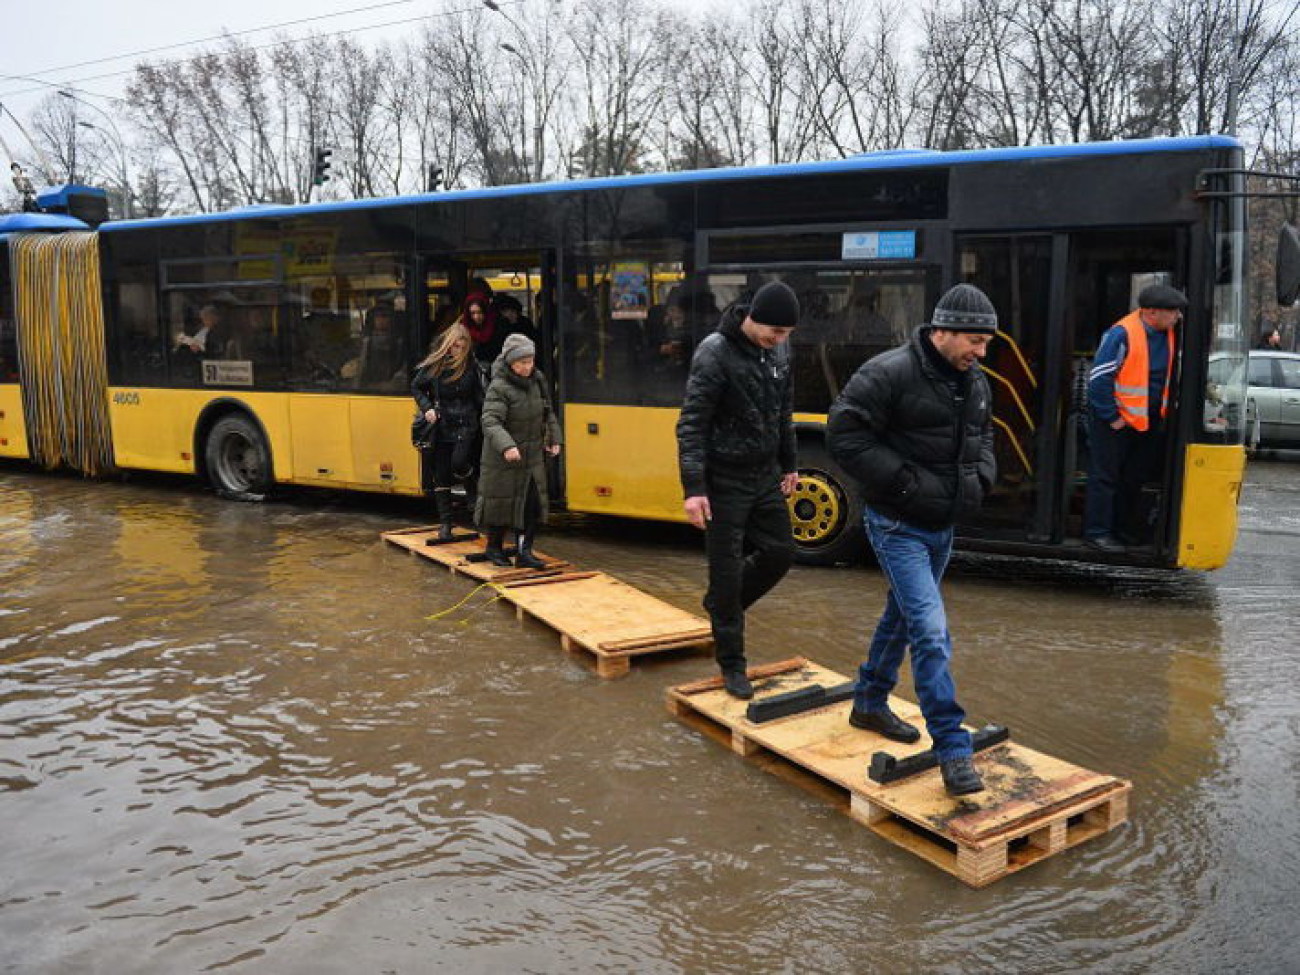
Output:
[412,323,485,540]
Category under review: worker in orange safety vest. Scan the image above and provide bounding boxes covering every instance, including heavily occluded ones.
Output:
[1083,283,1186,554]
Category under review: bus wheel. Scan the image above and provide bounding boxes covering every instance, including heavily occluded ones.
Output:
[205,414,272,501]
[789,447,865,566]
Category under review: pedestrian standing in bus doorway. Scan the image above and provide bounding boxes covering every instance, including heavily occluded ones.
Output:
[476,333,563,569]
[495,294,538,345]
[1083,283,1186,554]
[412,322,485,541]
[676,281,801,700]
[461,293,503,373]
[826,284,997,796]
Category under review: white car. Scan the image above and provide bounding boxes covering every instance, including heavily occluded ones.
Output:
[1244,351,1300,449]
[1208,350,1300,450]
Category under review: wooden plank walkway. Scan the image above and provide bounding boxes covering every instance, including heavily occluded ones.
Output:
[667,657,1131,887]
[382,527,712,677]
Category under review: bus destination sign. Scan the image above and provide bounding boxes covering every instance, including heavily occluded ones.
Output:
[842,230,916,261]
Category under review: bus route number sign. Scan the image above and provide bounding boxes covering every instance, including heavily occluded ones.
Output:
[842,231,916,261]
[201,361,255,387]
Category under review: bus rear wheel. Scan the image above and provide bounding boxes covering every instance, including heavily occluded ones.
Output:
[205,414,272,501]
[789,445,865,566]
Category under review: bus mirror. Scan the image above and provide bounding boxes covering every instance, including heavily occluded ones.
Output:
[1279,224,1300,306]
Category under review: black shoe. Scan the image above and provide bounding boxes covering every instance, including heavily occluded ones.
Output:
[849,707,921,743]
[515,550,546,570]
[722,669,754,700]
[514,531,546,570]
[1084,535,1126,554]
[437,521,454,542]
[940,756,985,796]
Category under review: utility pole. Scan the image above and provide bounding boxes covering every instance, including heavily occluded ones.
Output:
[59,90,134,217]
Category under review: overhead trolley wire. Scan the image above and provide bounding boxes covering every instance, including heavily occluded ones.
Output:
[0,0,523,103]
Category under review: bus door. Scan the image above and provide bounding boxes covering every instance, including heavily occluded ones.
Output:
[419,251,553,372]
[955,229,1186,552]
[1055,228,1187,553]
[951,236,1056,543]
[417,249,558,480]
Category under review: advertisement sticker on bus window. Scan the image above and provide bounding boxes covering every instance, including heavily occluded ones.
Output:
[842,231,916,261]
[611,262,649,320]
[201,360,254,386]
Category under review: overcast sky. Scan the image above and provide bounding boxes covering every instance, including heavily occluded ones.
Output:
[0,0,534,119]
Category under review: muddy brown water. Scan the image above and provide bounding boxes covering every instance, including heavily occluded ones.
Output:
[2,462,1297,973]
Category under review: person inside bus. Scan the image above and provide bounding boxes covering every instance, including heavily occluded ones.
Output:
[495,294,537,346]
[412,322,485,541]
[350,300,408,390]
[676,281,800,701]
[174,303,224,357]
[476,333,563,570]
[649,285,717,368]
[1084,283,1186,553]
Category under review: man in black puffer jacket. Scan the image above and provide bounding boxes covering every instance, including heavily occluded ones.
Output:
[677,281,801,699]
[827,283,996,796]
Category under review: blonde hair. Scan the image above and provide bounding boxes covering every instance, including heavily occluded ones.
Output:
[418,322,472,380]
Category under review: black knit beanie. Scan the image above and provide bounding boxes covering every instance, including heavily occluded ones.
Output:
[929,284,998,333]
[749,281,801,328]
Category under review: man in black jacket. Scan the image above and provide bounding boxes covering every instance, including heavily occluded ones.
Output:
[677,281,801,699]
[827,284,997,796]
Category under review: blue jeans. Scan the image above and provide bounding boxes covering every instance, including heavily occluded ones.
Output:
[855,507,972,761]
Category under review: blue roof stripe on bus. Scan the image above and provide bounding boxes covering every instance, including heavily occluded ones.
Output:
[100,135,1242,233]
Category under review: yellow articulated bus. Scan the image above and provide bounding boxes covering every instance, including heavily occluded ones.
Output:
[4,137,1290,569]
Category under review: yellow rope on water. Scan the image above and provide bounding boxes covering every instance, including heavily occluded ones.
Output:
[13,232,114,476]
[423,580,507,622]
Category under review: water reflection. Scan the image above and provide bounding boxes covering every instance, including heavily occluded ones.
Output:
[0,468,1295,974]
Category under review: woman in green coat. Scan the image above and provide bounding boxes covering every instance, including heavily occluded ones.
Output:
[476,333,563,569]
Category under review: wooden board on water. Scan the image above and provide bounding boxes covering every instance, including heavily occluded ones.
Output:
[382,527,713,678]
[382,528,569,582]
[505,572,713,677]
[668,657,1131,887]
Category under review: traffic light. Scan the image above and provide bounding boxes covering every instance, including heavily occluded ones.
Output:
[312,147,333,186]
[427,164,444,192]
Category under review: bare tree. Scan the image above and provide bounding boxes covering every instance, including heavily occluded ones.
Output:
[566,0,672,176]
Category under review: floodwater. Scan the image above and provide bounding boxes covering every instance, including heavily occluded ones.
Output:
[1,461,1297,975]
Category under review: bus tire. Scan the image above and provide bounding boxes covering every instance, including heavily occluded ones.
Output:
[789,443,866,566]
[205,414,273,501]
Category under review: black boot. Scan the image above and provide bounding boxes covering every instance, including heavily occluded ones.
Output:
[514,530,546,571]
[722,667,754,700]
[483,529,512,567]
[434,488,454,541]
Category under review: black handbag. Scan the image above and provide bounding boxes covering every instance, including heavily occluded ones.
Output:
[412,368,441,448]
[411,411,437,448]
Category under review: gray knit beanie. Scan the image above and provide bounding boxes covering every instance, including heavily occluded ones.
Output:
[929,284,998,333]
[502,332,536,364]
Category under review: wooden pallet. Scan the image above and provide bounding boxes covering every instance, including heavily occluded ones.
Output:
[502,572,713,678]
[667,657,1131,887]
[382,527,572,582]
[382,528,713,677]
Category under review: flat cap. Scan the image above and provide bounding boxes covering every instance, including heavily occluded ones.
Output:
[1137,283,1188,310]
